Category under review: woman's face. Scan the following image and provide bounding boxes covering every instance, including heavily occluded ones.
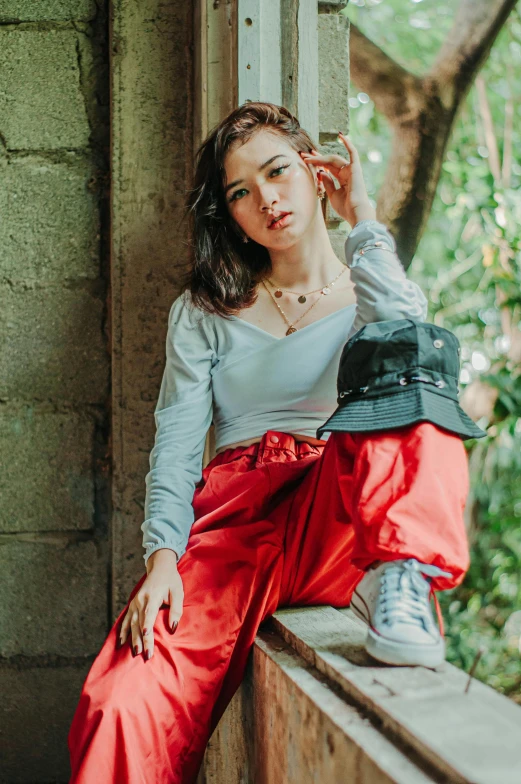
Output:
[223,130,321,248]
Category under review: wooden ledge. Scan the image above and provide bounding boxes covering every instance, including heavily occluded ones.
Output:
[272,606,521,784]
[198,606,521,784]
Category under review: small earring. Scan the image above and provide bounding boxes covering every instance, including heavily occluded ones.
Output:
[318,190,325,200]
[242,235,249,243]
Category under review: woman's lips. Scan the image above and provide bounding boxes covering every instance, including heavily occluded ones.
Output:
[267,213,292,230]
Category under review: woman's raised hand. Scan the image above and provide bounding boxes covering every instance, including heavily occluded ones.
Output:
[117,548,183,660]
[300,133,376,227]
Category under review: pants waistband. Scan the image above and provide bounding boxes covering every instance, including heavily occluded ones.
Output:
[254,430,326,465]
[209,430,326,471]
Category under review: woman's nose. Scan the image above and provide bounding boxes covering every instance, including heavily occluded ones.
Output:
[257,186,278,210]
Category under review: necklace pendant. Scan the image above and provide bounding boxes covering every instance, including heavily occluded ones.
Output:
[285,326,297,335]
[322,286,331,295]
[274,289,283,298]
[298,295,307,304]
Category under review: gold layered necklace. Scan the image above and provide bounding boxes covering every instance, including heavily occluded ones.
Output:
[261,266,347,336]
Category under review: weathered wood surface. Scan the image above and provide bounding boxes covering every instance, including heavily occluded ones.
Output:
[272,606,521,784]
[197,660,254,783]
[199,608,521,783]
[252,629,437,784]
[199,624,436,784]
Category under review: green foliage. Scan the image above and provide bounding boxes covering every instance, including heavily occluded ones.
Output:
[345,1,521,699]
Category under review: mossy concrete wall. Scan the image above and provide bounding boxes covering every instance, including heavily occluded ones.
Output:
[110,0,195,609]
[0,2,350,780]
[0,3,110,781]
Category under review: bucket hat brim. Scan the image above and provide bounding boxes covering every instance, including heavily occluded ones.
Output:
[317,384,487,441]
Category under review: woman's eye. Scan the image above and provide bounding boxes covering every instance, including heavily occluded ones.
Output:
[229,164,289,203]
[271,165,289,177]
[229,189,246,203]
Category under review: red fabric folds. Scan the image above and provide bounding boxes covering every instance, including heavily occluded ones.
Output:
[68,423,469,783]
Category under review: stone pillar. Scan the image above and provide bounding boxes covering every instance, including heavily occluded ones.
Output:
[111,0,195,606]
[318,4,351,256]
[0,2,110,780]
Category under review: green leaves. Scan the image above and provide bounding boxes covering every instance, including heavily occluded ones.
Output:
[348,1,521,701]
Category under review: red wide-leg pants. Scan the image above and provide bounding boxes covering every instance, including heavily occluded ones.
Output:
[68,423,470,783]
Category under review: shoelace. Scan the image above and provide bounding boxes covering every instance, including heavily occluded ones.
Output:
[430,585,445,638]
[418,561,452,638]
[380,559,451,638]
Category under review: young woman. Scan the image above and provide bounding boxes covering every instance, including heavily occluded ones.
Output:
[68,102,475,783]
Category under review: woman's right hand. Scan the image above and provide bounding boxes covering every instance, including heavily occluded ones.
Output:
[118,548,183,660]
[300,135,375,227]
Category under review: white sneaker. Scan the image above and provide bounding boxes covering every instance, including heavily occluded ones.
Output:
[350,558,452,668]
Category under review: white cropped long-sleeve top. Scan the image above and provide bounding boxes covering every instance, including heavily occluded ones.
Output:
[141,220,428,565]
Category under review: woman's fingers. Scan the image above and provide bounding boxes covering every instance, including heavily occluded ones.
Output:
[168,583,184,633]
[301,151,345,169]
[301,151,349,180]
[140,603,160,660]
[130,612,142,656]
[301,136,369,226]
[337,132,359,165]
[116,569,185,658]
[302,135,360,175]
[318,169,338,199]
[118,609,132,648]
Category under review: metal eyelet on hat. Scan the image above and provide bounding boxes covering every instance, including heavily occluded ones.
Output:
[339,386,369,398]
[433,339,444,348]
[399,377,408,386]
[435,380,446,388]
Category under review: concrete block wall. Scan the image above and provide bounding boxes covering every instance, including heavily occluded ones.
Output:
[0,3,110,782]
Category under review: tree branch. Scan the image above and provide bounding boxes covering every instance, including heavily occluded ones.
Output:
[349,25,421,121]
[475,76,502,186]
[431,0,519,104]
[348,0,519,268]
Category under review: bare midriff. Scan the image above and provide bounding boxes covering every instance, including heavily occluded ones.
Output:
[215,432,328,455]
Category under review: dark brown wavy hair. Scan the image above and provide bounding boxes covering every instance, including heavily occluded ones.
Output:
[181,101,327,319]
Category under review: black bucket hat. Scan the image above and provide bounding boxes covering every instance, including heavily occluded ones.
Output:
[316,319,487,441]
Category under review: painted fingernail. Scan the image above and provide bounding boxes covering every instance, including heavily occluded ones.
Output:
[146,650,152,661]
[170,621,178,633]
[134,645,139,656]
[142,628,148,636]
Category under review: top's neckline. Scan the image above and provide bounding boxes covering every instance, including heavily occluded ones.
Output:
[227,302,356,341]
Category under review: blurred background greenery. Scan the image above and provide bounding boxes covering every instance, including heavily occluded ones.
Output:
[342,0,521,700]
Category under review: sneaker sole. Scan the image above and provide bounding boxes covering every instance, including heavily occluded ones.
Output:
[350,593,445,668]
[366,627,445,668]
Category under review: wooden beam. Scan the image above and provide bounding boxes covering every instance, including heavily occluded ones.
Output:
[199,627,437,783]
[193,0,238,157]
[200,607,521,781]
[238,0,282,106]
[273,606,521,784]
